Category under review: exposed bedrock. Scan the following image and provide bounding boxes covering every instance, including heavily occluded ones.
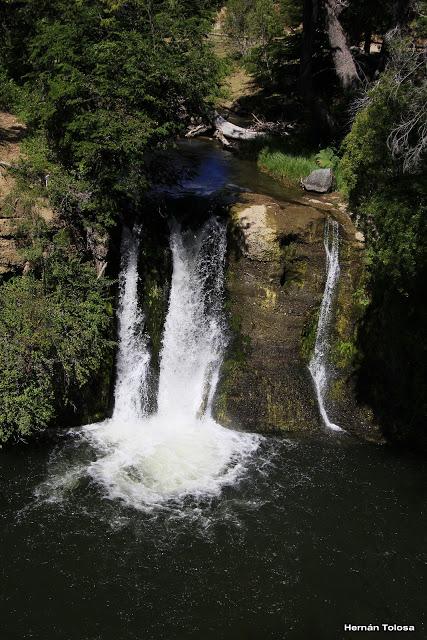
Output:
[214,191,381,441]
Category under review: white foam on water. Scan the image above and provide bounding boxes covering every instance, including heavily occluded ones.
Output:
[78,219,260,510]
[309,218,344,432]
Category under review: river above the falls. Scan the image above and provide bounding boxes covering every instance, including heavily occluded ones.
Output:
[152,137,301,201]
[1,139,425,639]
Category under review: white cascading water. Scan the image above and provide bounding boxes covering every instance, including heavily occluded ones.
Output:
[156,221,225,419]
[309,218,343,432]
[112,226,150,422]
[82,219,259,509]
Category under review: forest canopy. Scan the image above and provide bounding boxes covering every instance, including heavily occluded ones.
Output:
[0,0,224,228]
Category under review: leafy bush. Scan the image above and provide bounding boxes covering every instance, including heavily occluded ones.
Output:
[316,147,338,170]
[0,66,20,110]
[315,147,346,191]
[0,240,114,444]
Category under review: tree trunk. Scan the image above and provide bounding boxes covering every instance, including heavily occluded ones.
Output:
[364,31,372,55]
[324,0,360,91]
[300,0,318,105]
[214,115,265,141]
[300,0,335,137]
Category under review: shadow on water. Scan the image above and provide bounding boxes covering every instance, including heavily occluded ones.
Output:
[148,137,300,203]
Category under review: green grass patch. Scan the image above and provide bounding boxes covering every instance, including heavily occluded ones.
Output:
[258,148,318,184]
[257,143,347,191]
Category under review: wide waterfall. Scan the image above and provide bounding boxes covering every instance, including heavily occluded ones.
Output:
[309,218,343,432]
[80,219,259,509]
[157,220,226,419]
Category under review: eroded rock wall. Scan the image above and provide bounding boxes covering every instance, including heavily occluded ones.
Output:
[214,191,381,440]
[215,193,325,432]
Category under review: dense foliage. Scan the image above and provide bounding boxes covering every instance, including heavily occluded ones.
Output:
[340,42,427,443]
[1,0,223,228]
[0,234,114,443]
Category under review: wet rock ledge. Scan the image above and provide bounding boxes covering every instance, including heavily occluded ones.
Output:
[214,191,381,441]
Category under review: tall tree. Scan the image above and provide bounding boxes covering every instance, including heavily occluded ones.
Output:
[300,0,336,135]
[323,0,360,90]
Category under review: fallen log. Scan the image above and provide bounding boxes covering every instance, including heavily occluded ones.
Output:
[213,128,232,148]
[185,123,213,138]
[214,114,266,141]
[183,113,267,143]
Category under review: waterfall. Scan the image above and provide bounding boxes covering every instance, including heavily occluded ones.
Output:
[112,226,150,422]
[81,219,259,509]
[309,218,343,432]
[157,220,226,419]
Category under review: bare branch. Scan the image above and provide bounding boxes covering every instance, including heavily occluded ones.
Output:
[386,43,427,172]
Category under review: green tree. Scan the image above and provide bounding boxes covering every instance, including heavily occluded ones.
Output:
[0,236,114,444]
[1,0,223,229]
[340,38,427,444]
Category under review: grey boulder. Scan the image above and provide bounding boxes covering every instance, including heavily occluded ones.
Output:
[301,168,333,193]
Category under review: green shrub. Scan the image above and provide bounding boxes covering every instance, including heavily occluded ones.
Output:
[0,66,20,110]
[0,242,114,444]
[339,40,427,443]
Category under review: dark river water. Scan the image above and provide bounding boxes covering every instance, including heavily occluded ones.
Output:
[1,434,425,640]
[152,138,300,202]
[1,140,426,640]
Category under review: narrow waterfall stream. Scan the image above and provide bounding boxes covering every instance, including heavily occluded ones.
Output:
[80,219,259,509]
[309,218,343,432]
[111,226,150,422]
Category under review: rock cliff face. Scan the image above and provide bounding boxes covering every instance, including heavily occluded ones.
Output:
[214,191,380,440]
[323,200,381,442]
